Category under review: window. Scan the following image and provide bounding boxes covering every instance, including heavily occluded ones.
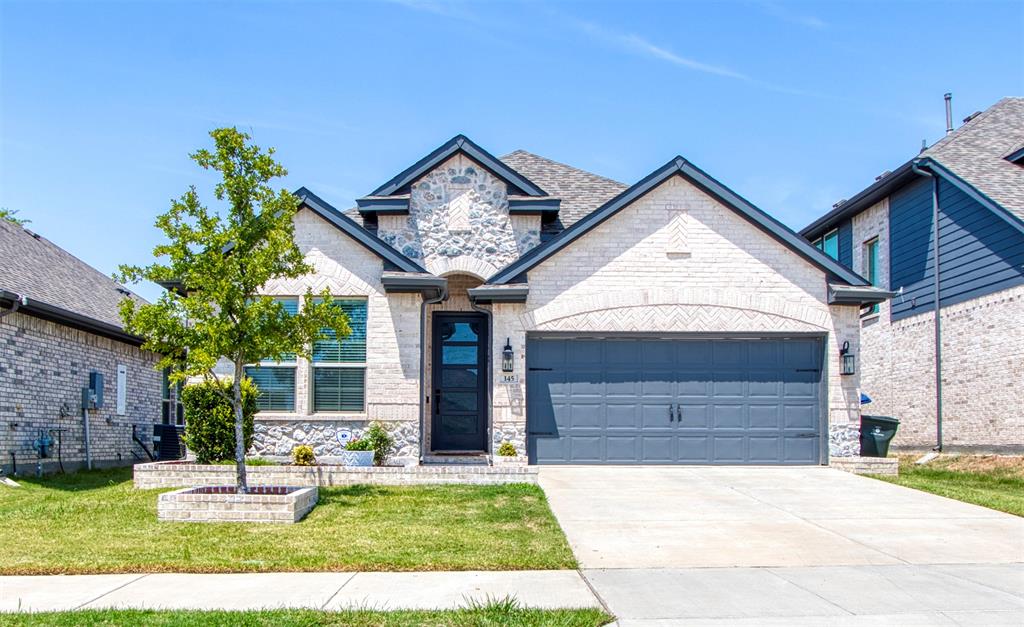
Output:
[244,297,299,412]
[814,229,839,261]
[312,298,367,412]
[161,369,184,426]
[864,238,880,315]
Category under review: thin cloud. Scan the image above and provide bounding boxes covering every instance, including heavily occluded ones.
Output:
[757,1,828,30]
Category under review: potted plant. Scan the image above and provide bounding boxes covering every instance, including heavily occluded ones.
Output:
[340,438,374,467]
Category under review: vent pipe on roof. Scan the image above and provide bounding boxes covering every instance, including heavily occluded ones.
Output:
[944,93,954,135]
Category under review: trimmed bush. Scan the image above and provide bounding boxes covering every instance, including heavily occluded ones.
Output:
[345,423,393,465]
[497,441,517,457]
[180,378,258,464]
[292,445,316,466]
[345,438,372,451]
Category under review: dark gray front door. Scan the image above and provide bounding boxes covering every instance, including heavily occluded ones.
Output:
[431,313,488,452]
[526,336,824,465]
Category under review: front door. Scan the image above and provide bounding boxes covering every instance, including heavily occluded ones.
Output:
[431,313,488,452]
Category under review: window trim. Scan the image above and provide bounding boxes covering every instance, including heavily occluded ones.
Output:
[311,296,369,414]
[815,228,839,261]
[161,368,185,426]
[862,237,881,317]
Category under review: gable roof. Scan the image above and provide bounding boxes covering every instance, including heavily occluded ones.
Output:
[293,187,427,273]
[367,135,548,198]
[499,150,628,229]
[488,156,870,286]
[0,219,146,342]
[801,97,1024,238]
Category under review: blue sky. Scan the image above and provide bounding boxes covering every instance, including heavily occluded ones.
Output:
[2,0,1021,302]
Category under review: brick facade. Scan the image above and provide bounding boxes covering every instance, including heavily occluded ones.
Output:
[852,199,1024,452]
[0,311,162,475]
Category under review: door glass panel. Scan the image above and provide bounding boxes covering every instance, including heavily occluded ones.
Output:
[441,392,477,412]
[442,367,478,387]
[447,322,478,342]
[443,344,477,365]
[440,414,478,434]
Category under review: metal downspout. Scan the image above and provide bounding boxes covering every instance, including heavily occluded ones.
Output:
[913,162,943,452]
[469,297,493,462]
[419,286,447,464]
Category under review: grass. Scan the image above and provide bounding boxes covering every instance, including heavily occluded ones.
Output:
[875,454,1024,517]
[0,468,576,574]
[0,605,613,626]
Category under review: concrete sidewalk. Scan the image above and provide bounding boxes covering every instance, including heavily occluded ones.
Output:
[0,571,602,613]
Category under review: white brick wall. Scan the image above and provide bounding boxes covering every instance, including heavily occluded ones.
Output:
[851,199,1024,451]
[489,175,863,453]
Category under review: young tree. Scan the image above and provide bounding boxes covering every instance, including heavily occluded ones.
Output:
[118,128,350,492]
[0,208,30,225]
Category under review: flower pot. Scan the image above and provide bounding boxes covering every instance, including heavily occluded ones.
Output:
[338,450,374,467]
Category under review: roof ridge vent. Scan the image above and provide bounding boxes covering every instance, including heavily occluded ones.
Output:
[832,199,848,209]
[962,111,982,124]
[875,170,891,181]
[23,228,41,240]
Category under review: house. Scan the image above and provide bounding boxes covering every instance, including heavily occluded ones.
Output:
[800,97,1024,453]
[244,135,888,466]
[0,219,169,474]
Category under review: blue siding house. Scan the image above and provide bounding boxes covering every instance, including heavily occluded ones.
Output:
[801,97,1024,453]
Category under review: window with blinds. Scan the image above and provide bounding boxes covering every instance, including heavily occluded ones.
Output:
[313,298,367,412]
[246,296,299,412]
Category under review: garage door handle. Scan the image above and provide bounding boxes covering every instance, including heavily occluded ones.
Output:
[529,367,553,371]
[795,432,818,438]
[669,405,676,421]
[529,432,556,436]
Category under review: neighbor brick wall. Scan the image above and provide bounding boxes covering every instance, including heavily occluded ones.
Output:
[0,311,162,474]
[852,198,1024,451]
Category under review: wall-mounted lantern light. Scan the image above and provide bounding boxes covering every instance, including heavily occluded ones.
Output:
[502,338,514,373]
[840,340,856,376]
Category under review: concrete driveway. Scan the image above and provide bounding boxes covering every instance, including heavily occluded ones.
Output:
[539,466,1024,625]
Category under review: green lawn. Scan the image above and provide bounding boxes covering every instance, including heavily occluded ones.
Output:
[0,468,576,574]
[0,606,612,627]
[876,455,1024,517]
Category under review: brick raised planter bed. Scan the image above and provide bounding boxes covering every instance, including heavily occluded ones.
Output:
[157,485,318,523]
[830,456,899,476]
[135,460,538,489]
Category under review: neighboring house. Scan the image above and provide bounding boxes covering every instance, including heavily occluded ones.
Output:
[801,97,1024,453]
[0,219,169,474]
[244,135,887,465]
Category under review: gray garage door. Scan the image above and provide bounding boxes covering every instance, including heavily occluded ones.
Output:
[526,336,824,465]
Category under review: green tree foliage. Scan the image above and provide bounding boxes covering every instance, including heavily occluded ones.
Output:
[181,379,258,464]
[0,208,29,225]
[117,128,351,492]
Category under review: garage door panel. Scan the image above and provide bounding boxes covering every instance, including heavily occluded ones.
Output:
[527,337,823,465]
[642,436,674,462]
[677,403,709,428]
[748,404,782,429]
[606,403,640,429]
[749,436,782,462]
[712,404,745,428]
[713,436,745,462]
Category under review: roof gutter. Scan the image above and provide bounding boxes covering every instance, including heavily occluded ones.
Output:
[0,289,144,346]
[912,161,943,453]
[827,285,896,306]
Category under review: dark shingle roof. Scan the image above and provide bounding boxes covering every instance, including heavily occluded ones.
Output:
[921,97,1024,221]
[0,219,144,329]
[499,150,627,229]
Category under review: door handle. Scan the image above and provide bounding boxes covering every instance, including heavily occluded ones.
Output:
[669,405,675,422]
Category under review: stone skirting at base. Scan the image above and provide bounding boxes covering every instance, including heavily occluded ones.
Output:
[157,485,318,523]
[830,456,899,476]
[134,461,538,489]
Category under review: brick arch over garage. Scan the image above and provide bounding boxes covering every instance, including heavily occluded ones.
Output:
[521,288,831,333]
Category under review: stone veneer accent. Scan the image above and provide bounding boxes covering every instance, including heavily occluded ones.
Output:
[377,154,540,279]
[852,199,1024,452]
[252,419,418,465]
[158,485,318,523]
[0,311,162,475]
[134,461,538,489]
[829,456,899,476]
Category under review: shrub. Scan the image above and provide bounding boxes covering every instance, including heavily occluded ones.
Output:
[498,441,517,457]
[344,423,394,466]
[180,378,258,464]
[292,445,316,466]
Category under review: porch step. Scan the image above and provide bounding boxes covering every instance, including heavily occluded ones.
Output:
[422,453,490,466]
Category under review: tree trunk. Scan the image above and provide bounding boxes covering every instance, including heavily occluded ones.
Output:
[232,361,248,494]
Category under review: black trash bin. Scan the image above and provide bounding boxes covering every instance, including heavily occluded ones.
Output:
[860,415,900,457]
